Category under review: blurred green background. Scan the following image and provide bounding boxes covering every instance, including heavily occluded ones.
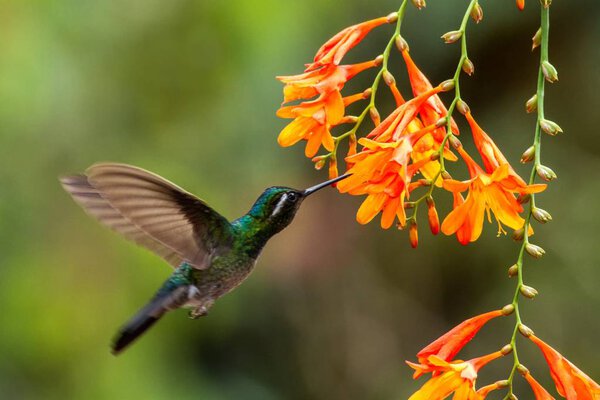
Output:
[1,1,599,399]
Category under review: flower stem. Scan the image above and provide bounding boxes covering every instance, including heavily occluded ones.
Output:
[504,5,551,399]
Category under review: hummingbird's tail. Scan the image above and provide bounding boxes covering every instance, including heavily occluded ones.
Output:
[111,285,192,355]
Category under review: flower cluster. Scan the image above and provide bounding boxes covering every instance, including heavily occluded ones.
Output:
[276,9,544,247]
[407,308,600,399]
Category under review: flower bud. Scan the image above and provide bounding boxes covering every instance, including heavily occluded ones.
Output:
[525,94,538,113]
[386,12,398,23]
[517,193,531,204]
[470,3,483,23]
[395,35,409,52]
[508,264,519,277]
[362,88,373,98]
[512,228,525,241]
[441,171,452,180]
[540,119,563,136]
[536,165,557,181]
[516,0,525,11]
[462,58,475,76]
[328,159,338,180]
[502,304,515,315]
[520,285,539,299]
[312,156,326,170]
[449,135,462,149]
[517,364,530,376]
[532,207,552,223]
[441,30,462,44]
[526,243,545,258]
[542,61,558,82]
[383,70,395,86]
[340,115,359,124]
[369,107,381,126]
[532,28,542,50]
[404,202,415,209]
[435,117,447,128]
[411,0,426,10]
[440,80,455,91]
[496,380,510,388]
[501,344,513,355]
[456,100,470,115]
[541,0,552,8]
[520,146,535,163]
[418,179,432,186]
[426,197,439,235]
[508,394,518,400]
[409,220,418,248]
[518,323,534,337]
[429,152,441,161]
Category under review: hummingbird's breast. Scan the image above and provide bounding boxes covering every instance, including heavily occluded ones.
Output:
[191,252,257,300]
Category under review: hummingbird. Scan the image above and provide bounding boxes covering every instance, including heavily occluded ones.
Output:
[60,163,349,355]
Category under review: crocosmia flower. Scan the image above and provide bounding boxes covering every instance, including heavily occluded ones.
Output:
[530,335,600,399]
[522,371,556,400]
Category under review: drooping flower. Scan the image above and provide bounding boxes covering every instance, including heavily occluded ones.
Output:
[522,371,556,400]
[277,59,380,103]
[306,15,394,71]
[530,335,600,399]
[476,381,508,397]
[409,309,504,378]
[407,351,505,400]
[441,147,546,244]
[277,92,365,157]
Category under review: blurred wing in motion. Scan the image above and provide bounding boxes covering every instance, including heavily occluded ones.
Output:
[61,163,234,269]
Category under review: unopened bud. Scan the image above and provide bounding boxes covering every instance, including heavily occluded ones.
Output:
[520,285,539,299]
[426,197,439,235]
[340,115,359,124]
[441,171,452,180]
[536,165,557,181]
[418,179,432,186]
[517,193,531,204]
[374,55,384,67]
[462,58,475,76]
[502,304,515,315]
[516,0,525,11]
[501,344,513,355]
[470,3,483,23]
[362,88,373,98]
[429,152,440,161]
[508,264,519,277]
[404,202,415,209]
[440,80,455,91]
[369,107,381,126]
[541,0,552,8]
[512,228,525,241]
[517,364,530,376]
[540,119,563,136]
[435,117,447,128]
[409,220,418,248]
[532,207,552,223]
[520,146,535,163]
[383,70,395,86]
[395,35,409,52]
[441,30,462,44]
[518,323,534,337]
[313,157,326,170]
[525,94,538,113]
[526,243,545,258]
[532,28,542,50]
[411,0,426,10]
[386,12,398,23]
[449,136,462,149]
[542,61,558,82]
[456,100,470,115]
[496,380,510,388]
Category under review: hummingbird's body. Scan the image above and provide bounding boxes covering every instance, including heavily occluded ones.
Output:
[61,163,347,354]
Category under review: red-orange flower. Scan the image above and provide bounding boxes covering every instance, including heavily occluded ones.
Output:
[277,59,380,103]
[407,352,504,400]
[522,371,556,400]
[530,335,600,399]
[441,147,546,244]
[306,15,393,71]
[409,309,504,378]
[517,0,525,11]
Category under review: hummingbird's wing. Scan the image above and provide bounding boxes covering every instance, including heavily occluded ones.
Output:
[62,163,234,269]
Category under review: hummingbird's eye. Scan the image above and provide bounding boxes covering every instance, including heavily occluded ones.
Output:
[287,192,298,202]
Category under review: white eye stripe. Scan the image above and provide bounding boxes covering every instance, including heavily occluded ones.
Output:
[271,193,288,217]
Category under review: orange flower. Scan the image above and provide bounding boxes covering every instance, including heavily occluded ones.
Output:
[277,92,365,157]
[530,335,600,399]
[409,309,504,378]
[441,147,546,244]
[522,371,556,400]
[306,15,393,71]
[517,0,525,11]
[277,59,380,103]
[407,352,504,400]
[477,381,508,397]
[401,49,459,140]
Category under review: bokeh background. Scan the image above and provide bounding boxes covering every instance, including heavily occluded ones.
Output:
[1,1,599,399]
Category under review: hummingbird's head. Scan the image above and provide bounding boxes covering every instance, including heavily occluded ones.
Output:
[249,174,350,233]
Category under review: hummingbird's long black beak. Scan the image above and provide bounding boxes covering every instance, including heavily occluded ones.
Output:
[302,173,351,196]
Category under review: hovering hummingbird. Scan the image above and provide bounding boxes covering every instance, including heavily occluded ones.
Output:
[60,163,349,354]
